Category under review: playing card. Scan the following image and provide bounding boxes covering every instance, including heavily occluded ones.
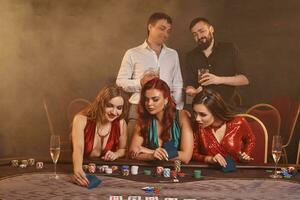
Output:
[163,140,178,159]
[86,174,101,189]
[222,156,236,173]
[109,196,123,200]
[128,196,142,200]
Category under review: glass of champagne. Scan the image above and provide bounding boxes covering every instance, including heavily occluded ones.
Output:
[270,135,282,178]
[50,135,60,179]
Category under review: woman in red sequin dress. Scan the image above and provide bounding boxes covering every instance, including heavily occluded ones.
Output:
[72,86,129,187]
[192,89,255,167]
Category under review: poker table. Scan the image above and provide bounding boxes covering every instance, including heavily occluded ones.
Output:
[0,156,300,200]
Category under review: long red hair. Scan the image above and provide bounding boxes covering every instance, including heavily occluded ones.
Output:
[138,78,176,146]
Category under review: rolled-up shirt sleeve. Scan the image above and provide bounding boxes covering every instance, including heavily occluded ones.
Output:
[171,52,184,110]
[116,50,142,93]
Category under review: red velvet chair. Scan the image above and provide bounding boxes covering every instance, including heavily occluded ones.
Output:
[237,114,268,164]
[67,98,91,123]
[272,96,300,163]
[297,140,300,165]
[246,104,281,163]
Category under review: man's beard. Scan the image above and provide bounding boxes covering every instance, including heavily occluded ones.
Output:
[197,33,213,51]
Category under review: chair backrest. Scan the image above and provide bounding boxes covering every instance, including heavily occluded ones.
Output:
[246,103,281,162]
[271,96,300,147]
[237,113,268,164]
[297,140,300,165]
[67,98,91,123]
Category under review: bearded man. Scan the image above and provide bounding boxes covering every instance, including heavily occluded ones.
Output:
[184,17,249,107]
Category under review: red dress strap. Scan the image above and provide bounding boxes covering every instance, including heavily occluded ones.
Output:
[101,119,120,156]
[83,119,121,157]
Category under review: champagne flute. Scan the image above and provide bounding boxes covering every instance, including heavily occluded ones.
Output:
[270,135,282,178]
[50,135,60,179]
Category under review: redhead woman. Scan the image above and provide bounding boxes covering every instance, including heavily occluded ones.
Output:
[129,78,193,164]
[72,86,128,187]
[192,89,255,167]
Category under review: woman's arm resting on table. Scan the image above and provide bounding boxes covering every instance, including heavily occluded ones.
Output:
[71,114,89,187]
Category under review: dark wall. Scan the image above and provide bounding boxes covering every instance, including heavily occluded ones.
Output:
[0,0,299,161]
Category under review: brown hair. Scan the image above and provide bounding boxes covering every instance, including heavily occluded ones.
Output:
[189,17,211,30]
[147,12,172,35]
[138,78,176,145]
[81,85,129,124]
[192,89,234,123]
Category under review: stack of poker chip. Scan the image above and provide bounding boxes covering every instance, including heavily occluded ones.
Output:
[19,160,28,168]
[156,166,164,176]
[121,165,130,176]
[144,169,152,176]
[130,165,139,175]
[11,160,19,167]
[88,163,96,173]
[105,167,113,174]
[170,170,177,178]
[82,164,89,172]
[36,162,44,169]
[174,160,181,172]
[163,168,171,178]
[111,165,118,173]
[194,169,202,179]
[28,158,35,167]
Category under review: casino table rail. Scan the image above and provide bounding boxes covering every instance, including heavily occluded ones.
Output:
[1,157,299,184]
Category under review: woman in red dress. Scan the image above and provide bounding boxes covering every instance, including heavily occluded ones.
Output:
[192,89,255,167]
[72,86,129,187]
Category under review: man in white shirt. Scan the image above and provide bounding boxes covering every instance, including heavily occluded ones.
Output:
[116,12,183,143]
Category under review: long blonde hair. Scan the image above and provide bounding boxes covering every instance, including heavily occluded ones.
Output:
[80,85,129,124]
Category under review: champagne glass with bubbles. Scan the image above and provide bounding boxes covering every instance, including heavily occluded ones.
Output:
[50,135,60,179]
[270,135,282,178]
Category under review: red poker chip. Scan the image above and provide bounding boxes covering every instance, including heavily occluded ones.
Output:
[177,172,185,177]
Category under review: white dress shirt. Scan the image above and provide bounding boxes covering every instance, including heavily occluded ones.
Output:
[116,41,183,109]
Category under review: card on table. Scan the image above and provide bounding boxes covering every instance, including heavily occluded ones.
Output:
[109,196,123,200]
[86,174,101,189]
[222,156,236,173]
[127,196,141,200]
[145,197,158,200]
[163,140,178,159]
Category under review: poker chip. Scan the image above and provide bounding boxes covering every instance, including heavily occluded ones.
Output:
[27,158,35,166]
[21,160,28,166]
[130,165,139,175]
[163,168,171,178]
[19,164,27,168]
[88,163,96,173]
[105,167,113,174]
[174,159,181,172]
[11,160,19,167]
[82,164,89,172]
[111,165,118,172]
[177,172,185,178]
[144,169,152,176]
[36,162,44,169]
[122,169,130,176]
[194,170,202,179]
[170,170,177,178]
[156,166,164,176]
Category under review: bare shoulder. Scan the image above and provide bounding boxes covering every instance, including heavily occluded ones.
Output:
[73,114,87,125]
[178,109,192,125]
[179,109,191,120]
[119,119,127,128]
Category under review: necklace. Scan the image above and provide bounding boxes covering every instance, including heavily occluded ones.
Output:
[97,123,111,138]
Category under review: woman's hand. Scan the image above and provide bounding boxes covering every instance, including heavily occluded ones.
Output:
[238,151,253,162]
[153,148,169,161]
[102,150,118,161]
[207,153,227,167]
[73,168,89,187]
